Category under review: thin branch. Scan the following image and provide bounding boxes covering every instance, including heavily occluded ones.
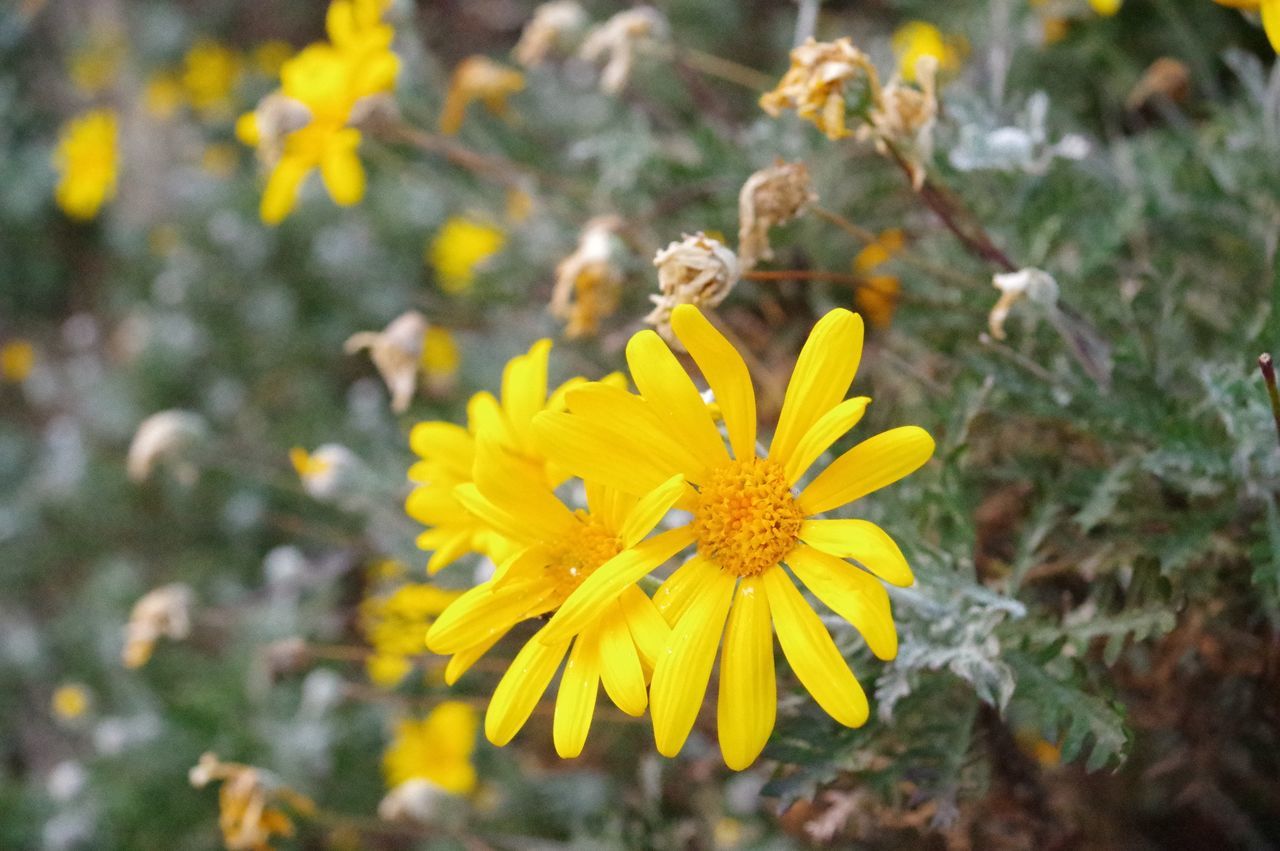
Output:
[1259,354,1280,447]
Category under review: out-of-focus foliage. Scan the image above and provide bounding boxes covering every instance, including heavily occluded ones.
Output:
[2,0,1280,848]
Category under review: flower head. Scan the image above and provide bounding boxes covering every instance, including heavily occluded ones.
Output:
[290,444,363,501]
[439,55,526,136]
[1,339,35,383]
[760,37,881,140]
[737,160,817,270]
[344,310,432,412]
[52,683,92,721]
[988,267,1059,340]
[549,216,625,338]
[237,0,399,223]
[182,39,243,117]
[123,583,194,668]
[53,109,119,221]
[361,582,461,686]
[578,6,669,94]
[891,21,961,83]
[852,228,906,329]
[646,233,739,345]
[190,753,314,851]
[532,306,934,769]
[513,0,588,68]
[427,217,506,294]
[382,701,478,793]
[424,437,683,757]
[865,55,939,190]
[126,410,209,484]
[406,340,600,573]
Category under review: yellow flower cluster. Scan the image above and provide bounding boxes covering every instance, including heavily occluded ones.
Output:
[427,217,507,294]
[236,0,399,224]
[360,582,461,686]
[382,701,478,793]
[409,306,934,769]
[53,109,119,221]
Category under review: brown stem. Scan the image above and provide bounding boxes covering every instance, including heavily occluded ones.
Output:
[883,142,1018,273]
[1259,354,1280,447]
[381,122,579,195]
[743,269,866,285]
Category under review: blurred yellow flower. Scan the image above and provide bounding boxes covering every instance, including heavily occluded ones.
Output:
[289,447,331,480]
[182,39,243,116]
[52,683,91,720]
[420,326,460,394]
[427,217,506,294]
[532,306,934,769]
[1,339,35,382]
[53,109,119,221]
[145,72,185,120]
[439,55,525,135]
[1214,0,1280,51]
[252,40,294,77]
[360,582,461,687]
[383,701,478,793]
[852,228,906,329]
[239,0,399,224]
[1090,0,1123,14]
[190,753,314,851]
[891,21,961,83]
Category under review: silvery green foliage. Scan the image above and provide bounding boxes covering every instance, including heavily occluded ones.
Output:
[947,92,1089,175]
[877,555,1025,720]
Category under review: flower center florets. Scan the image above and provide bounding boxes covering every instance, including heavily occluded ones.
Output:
[544,511,622,601]
[693,457,803,577]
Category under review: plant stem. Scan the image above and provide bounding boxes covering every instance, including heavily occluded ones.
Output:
[1259,353,1280,447]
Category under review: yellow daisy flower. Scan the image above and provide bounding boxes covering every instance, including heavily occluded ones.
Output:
[361,582,461,687]
[424,439,684,758]
[531,305,935,769]
[53,109,119,221]
[1215,0,1280,51]
[891,22,961,83]
[405,339,604,573]
[182,39,243,117]
[383,701,479,793]
[426,217,507,294]
[1,339,36,383]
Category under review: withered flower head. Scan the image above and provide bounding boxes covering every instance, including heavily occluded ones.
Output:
[439,55,526,136]
[645,232,739,345]
[513,0,588,68]
[759,37,881,140]
[864,55,939,190]
[549,216,625,339]
[737,160,817,270]
[578,6,669,95]
[345,311,432,413]
[235,93,312,168]
[190,753,314,851]
[123,583,193,669]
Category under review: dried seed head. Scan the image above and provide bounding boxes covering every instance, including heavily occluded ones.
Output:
[345,311,431,412]
[123,583,193,668]
[759,37,882,140]
[864,55,939,190]
[439,55,525,135]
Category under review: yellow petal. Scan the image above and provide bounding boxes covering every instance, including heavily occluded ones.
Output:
[485,634,570,746]
[769,310,864,466]
[586,480,634,534]
[761,566,868,728]
[597,610,648,716]
[784,396,870,485]
[453,483,537,544]
[467,391,513,445]
[553,632,599,758]
[798,426,935,516]
[260,155,311,225]
[653,554,720,627]
[539,526,696,644]
[426,580,541,654]
[798,519,914,587]
[563,382,709,484]
[626,330,729,470]
[670,305,757,461]
[320,128,365,206]
[650,568,736,757]
[620,474,690,547]
[471,439,575,540]
[717,576,776,770]
[501,339,551,452]
[785,546,897,660]
[532,411,677,495]
[444,629,507,685]
[619,585,670,675]
[1263,0,1280,53]
[425,530,474,575]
